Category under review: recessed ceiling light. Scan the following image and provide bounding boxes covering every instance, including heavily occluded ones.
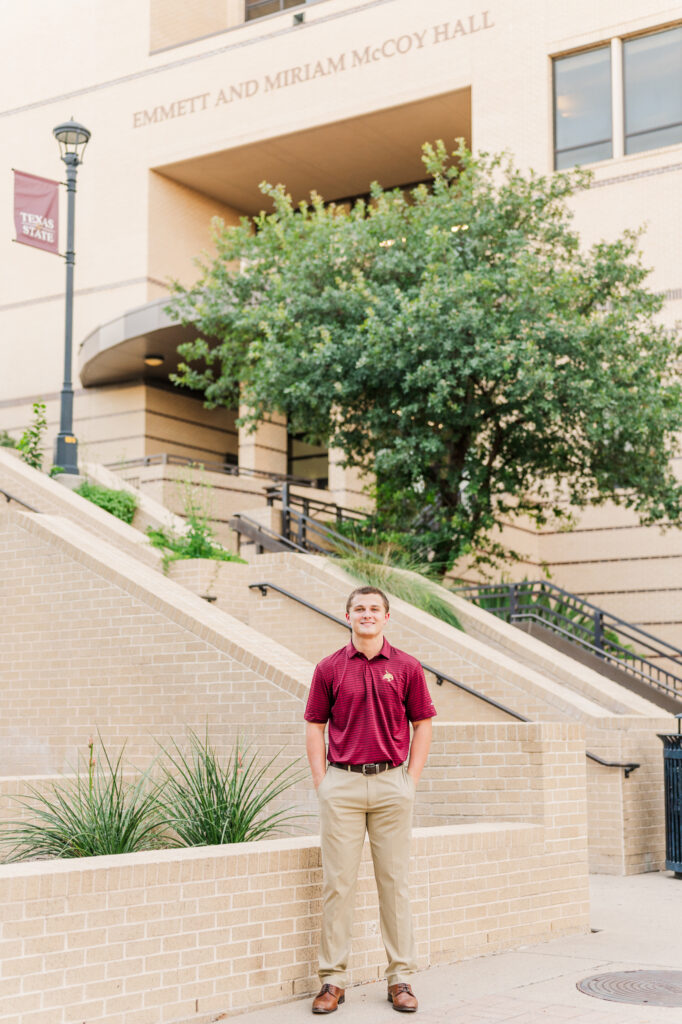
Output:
[144,355,164,367]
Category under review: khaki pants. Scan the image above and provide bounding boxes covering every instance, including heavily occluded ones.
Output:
[316,763,417,988]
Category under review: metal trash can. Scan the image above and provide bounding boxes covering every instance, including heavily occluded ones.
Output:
[659,716,682,878]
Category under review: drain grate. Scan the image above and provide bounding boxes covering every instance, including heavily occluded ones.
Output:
[577,971,682,1007]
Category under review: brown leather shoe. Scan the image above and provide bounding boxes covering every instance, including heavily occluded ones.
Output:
[312,983,345,1014]
[387,983,418,1012]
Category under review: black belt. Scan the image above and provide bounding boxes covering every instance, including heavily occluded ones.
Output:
[329,761,399,775]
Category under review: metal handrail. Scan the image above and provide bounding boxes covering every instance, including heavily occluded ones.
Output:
[230,508,368,559]
[0,488,39,512]
[586,750,640,778]
[515,612,680,698]
[230,514,309,554]
[457,579,682,659]
[285,509,375,559]
[266,484,367,523]
[249,581,526,720]
[455,580,682,697]
[249,580,640,776]
[105,453,316,488]
[267,481,371,558]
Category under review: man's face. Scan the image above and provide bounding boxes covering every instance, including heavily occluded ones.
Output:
[346,592,389,640]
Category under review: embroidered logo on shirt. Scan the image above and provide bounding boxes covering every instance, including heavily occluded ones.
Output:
[382,671,394,682]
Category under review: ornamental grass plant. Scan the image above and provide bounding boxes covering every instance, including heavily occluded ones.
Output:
[338,546,463,631]
[0,737,173,862]
[0,734,308,863]
[156,731,308,846]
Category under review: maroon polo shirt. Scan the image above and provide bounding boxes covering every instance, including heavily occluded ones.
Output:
[304,638,436,766]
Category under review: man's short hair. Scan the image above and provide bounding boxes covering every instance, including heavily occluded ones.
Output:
[345,586,390,614]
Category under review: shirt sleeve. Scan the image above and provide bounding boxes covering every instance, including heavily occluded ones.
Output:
[304,662,332,722]
[403,660,437,722]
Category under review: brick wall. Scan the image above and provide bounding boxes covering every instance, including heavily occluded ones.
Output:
[205,552,640,723]
[0,722,589,1024]
[0,491,666,875]
[173,553,671,874]
[0,509,312,777]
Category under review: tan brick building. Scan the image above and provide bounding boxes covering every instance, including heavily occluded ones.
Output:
[2,0,682,636]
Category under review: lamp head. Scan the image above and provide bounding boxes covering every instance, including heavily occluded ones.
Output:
[53,119,91,164]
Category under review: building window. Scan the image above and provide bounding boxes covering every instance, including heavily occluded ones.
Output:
[287,432,328,489]
[245,0,306,21]
[553,46,613,169]
[623,26,682,155]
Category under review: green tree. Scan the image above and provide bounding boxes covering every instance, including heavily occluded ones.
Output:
[169,142,682,571]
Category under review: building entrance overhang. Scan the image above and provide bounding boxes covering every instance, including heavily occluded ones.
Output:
[78,297,200,387]
[79,88,470,388]
[155,87,471,213]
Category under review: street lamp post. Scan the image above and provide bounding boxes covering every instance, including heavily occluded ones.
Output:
[52,119,91,474]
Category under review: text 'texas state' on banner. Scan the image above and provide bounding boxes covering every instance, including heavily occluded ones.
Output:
[13,170,59,255]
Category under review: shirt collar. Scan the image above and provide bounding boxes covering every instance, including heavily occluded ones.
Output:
[346,637,392,660]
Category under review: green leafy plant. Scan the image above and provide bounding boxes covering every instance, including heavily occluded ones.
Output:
[17,401,47,471]
[338,546,462,631]
[157,731,308,846]
[0,429,16,448]
[0,737,173,862]
[74,480,137,524]
[146,479,244,567]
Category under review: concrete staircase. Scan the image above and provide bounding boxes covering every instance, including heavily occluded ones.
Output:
[169,551,673,875]
[0,449,673,873]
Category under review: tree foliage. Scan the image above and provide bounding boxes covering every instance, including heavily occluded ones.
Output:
[170,142,682,570]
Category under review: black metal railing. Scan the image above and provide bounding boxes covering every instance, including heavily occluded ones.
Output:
[266,483,367,526]
[230,507,367,558]
[0,488,39,512]
[106,453,316,488]
[249,580,639,777]
[659,716,682,875]
[284,508,372,558]
[229,514,309,555]
[455,580,682,698]
[265,482,370,558]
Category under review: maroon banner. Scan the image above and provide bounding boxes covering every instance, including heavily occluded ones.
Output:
[13,169,59,255]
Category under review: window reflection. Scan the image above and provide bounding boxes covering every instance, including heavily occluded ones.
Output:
[624,26,682,155]
[245,0,308,21]
[288,433,328,489]
[554,47,612,169]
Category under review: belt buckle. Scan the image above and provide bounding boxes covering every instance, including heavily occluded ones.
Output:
[362,763,378,775]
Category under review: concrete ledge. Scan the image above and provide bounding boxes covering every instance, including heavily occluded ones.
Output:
[0,448,161,570]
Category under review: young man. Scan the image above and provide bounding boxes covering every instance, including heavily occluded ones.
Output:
[304,586,436,1014]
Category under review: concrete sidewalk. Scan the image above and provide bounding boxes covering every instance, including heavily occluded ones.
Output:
[230,872,681,1024]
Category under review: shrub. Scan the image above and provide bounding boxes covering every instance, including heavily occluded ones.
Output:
[74,480,137,524]
[157,731,308,846]
[0,429,16,448]
[0,738,173,862]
